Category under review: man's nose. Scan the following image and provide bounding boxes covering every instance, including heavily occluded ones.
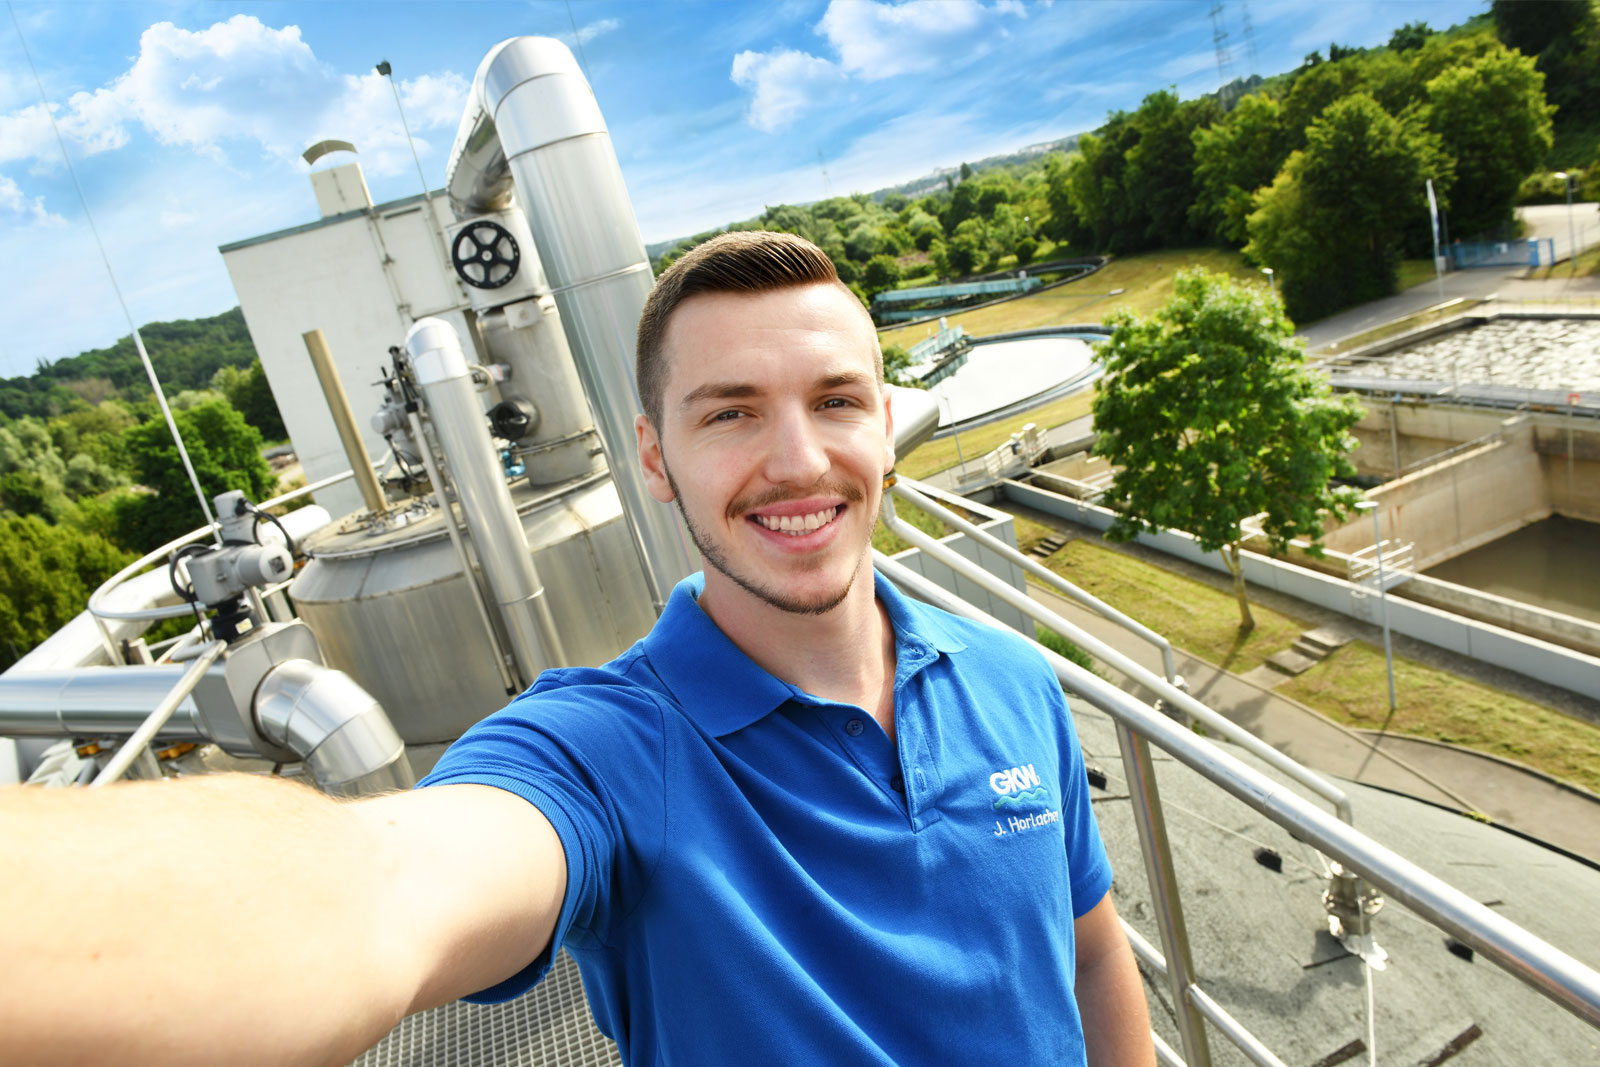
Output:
[762,408,830,486]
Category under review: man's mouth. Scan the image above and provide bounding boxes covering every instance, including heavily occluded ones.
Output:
[752,506,841,535]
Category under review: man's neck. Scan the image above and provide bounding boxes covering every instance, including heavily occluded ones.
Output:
[698,563,898,738]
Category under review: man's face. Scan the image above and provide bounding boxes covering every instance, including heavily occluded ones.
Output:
[635,282,894,617]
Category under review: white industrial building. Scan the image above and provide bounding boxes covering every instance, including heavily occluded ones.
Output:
[220,153,473,517]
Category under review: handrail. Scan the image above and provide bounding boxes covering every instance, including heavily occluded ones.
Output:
[892,477,1179,684]
[87,467,357,625]
[87,639,226,787]
[875,552,1600,1034]
[879,491,1355,825]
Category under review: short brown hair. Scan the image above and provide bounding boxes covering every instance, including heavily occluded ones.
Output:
[635,230,879,427]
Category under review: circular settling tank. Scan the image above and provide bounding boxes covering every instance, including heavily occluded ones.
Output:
[925,331,1103,427]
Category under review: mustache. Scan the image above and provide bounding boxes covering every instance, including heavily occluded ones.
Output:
[728,480,865,519]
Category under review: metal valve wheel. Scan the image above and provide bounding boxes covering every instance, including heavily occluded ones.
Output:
[451,220,521,289]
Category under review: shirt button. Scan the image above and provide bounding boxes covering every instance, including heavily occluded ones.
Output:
[890,774,905,793]
[845,718,865,737]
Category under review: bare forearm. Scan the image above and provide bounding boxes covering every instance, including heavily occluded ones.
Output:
[1078,943,1156,1067]
[0,774,417,1067]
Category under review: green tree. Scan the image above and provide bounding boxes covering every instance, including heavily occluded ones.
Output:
[1423,44,1554,238]
[1124,90,1221,248]
[1247,94,1446,321]
[1190,93,1286,245]
[1389,21,1433,51]
[119,399,275,551]
[1091,271,1363,630]
[946,219,987,275]
[0,513,135,669]
[861,254,902,298]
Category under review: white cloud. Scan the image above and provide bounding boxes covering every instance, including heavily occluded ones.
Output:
[0,15,467,176]
[1158,49,1224,82]
[562,18,622,47]
[0,174,63,226]
[729,0,1027,131]
[816,0,1013,80]
[730,49,844,133]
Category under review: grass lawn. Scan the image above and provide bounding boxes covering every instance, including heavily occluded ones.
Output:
[1039,539,1309,675]
[1036,536,1600,792]
[877,248,1260,349]
[897,390,1095,481]
[871,496,948,556]
[1280,644,1600,794]
[1396,258,1444,292]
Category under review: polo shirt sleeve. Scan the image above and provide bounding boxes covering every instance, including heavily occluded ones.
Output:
[1035,652,1113,918]
[416,673,668,1003]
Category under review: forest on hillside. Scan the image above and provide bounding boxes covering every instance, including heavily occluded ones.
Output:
[0,307,285,668]
[653,3,1600,324]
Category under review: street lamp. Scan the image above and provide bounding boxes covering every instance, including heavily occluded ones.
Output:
[1353,501,1397,723]
[1553,171,1578,277]
[1261,266,1276,299]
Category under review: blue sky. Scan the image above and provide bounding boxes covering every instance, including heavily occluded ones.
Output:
[0,0,1487,378]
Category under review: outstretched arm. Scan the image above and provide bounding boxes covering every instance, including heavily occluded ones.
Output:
[1075,892,1156,1067]
[0,774,565,1067]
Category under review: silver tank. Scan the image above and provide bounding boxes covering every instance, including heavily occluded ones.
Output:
[288,473,655,744]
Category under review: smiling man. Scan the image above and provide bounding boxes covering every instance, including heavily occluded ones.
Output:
[2,232,1152,1067]
[411,232,1155,1064]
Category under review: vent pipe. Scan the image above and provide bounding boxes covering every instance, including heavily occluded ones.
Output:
[447,37,696,614]
[406,317,566,681]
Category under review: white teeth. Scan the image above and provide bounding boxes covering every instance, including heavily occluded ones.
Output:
[756,507,838,535]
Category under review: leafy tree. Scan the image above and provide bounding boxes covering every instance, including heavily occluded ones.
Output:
[1247,94,1446,321]
[1491,0,1589,57]
[118,399,275,551]
[946,219,987,275]
[1190,93,1286,245]
[1014,236,1038,266]
[1422,44,1554,238]
[1389,21,1433,51]
[1091,271,1363,630]
[0,513,134,670]
[1124,91,1221,248]
[959,161,973,182]
[861,254,902,298]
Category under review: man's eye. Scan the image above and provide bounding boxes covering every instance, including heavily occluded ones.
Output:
[712,409,744,422]
[819,397,851,409]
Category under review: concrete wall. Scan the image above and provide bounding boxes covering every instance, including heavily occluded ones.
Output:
[1348,402,1509,478]
[222,193,470,517]
[998,479,1600,702]
[1535,424,1600,522]
[1398,576,1600,658]
[1324,424,1550,569]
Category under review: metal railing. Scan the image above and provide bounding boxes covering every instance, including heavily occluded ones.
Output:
[874,552,1600,1066]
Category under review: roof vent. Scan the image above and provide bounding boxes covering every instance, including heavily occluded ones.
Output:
[303,140,372,218]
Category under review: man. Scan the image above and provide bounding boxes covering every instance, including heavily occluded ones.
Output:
[2,232,1153,1066]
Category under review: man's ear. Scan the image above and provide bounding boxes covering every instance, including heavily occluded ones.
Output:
[635,414,676,504]
[881,387,896,475]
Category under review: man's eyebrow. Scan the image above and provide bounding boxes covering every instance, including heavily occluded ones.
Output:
[677,371,875,411]
[678,382,761,410]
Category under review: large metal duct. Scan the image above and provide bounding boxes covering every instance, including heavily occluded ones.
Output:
[447,36,696,614]
[406,317,566,682]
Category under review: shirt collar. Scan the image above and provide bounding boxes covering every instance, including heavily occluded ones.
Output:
[641,570,967,738]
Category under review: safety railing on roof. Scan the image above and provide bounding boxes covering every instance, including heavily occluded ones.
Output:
[873,550,1600,1066]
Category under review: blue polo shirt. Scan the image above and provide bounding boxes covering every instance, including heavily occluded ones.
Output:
[419,571,1112,1065]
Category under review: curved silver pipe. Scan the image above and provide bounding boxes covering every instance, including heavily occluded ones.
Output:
[255,659,414,797]
[886,385,940,459]
[407,317,566,682]
[449,36,696,614]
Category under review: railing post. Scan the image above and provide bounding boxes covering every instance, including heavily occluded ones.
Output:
[1117,721,1212,1067]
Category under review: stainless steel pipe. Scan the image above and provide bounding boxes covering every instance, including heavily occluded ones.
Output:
[407,317,566,683]
[449,36,697,614]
